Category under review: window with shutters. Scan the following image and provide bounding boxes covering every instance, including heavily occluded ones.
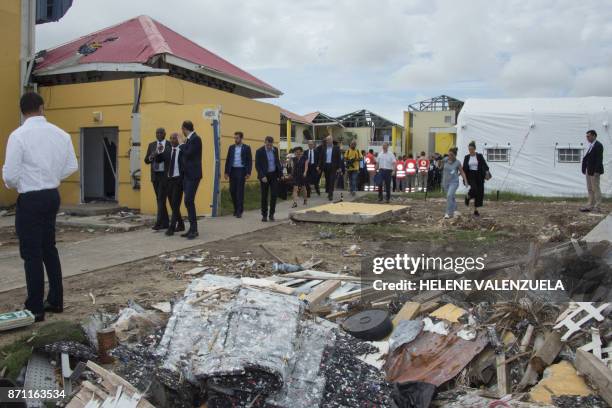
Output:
[485,148,510,162]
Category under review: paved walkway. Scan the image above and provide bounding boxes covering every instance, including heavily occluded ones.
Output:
[0,193,357,293]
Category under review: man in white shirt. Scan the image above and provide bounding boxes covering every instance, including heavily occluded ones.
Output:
[144,128,171,230]
[2,92,78,322]
[375,142,396,203]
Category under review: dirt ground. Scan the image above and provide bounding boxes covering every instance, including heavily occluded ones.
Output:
[0,197,606,347]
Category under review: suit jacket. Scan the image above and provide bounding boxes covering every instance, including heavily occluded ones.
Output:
[166,145,185,179]
[462,153,489,181]
[582,140,604,176]
[144,140,172,180]
[255,146,282,180]
[179,132,203,180]
[304,147,319,171]
[224,143,253,176]
[318,144,342,170]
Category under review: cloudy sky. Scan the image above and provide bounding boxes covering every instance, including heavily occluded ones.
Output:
[36,0,612,123]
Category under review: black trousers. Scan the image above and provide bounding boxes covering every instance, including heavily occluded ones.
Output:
[16,188,62,315]
[467,170,485,207]
[378,169,393,201]
[260,172,279,217]
[305,167,320,197]
[167,177,184,230]
[229,167,247,215]
[152,173,169,227]
[323,164,337,199]
[183,177,201,232]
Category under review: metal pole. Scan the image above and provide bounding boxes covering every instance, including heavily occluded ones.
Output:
[211,118,221,217]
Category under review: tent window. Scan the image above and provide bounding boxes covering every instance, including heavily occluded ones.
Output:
[486,148,509,162]
[557,148,582,163]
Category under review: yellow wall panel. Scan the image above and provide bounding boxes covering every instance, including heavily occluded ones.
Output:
[0,0,22,206]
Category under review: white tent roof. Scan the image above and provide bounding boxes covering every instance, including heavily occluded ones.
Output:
[460,97,612,115]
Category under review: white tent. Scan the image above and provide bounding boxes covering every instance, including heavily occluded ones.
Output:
[456,97,612,197]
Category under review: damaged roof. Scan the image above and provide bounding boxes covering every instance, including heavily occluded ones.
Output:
[34,15,282,98]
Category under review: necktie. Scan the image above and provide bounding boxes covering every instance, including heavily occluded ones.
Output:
[170,148,177,177]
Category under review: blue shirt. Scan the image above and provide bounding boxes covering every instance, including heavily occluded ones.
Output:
[326,146,332,163]
[233,144,243,167]
[266,148,276,172]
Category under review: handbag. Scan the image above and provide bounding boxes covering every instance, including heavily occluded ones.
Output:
[485,170,492,181]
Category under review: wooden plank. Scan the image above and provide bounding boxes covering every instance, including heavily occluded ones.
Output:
[259,244,286,263]
[530,331,563,374]
[303,280,341,309]
[241,277,295,295]
[392,302,421,325]
[85,361,155,408]
[496,352,510,396]
[575,349,612,406]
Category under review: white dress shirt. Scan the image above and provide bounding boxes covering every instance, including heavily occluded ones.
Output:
[153,140,166,172]
[170,146,181,177]
[377,151,396,170]
[3,116,78,194]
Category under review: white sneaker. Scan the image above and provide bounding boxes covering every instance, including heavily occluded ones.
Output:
[444,214,451,219]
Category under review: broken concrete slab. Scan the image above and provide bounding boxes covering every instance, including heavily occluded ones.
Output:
[290,202,409,224]
[61,203,124,216]
[56,214,154,232]
[530,360,593,404]
[583,213,611,245]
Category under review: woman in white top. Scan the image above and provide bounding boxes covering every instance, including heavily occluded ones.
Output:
[462,141,490,217]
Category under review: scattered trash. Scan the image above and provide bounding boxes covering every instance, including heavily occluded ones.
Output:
[272,262,303,273]
[342,309,393,341]
[0,310,34,332]
[389,319,423,352]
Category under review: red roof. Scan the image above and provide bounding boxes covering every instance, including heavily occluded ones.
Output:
[35,15,280,96]
[280,108,312,125]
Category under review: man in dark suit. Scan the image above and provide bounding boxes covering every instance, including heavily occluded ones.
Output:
[304,139,320,197]
[178,120,202,239]
[255,136,282,222]
[581,129,604,212]
[224,131,252,218]
[144,128,171,230]
[317,135,342,201]
[165,132,185,236]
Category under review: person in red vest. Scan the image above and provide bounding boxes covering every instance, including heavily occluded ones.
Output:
[365,149,377,191]
[417,151,429,192]
[404,154,417,192]
[395,155,407,193]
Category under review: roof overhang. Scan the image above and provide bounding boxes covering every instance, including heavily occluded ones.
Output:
[164,54,282,98]
[34,62,169,76]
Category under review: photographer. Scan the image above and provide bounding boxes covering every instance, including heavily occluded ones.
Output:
[344,140,362,196]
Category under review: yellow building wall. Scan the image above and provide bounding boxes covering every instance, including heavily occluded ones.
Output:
[434,132,456,154]
[404,110,455,156]
[35,75,278,215]
[0,0,22,206]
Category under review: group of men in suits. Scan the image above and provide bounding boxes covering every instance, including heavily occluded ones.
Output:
[145,120,202,240]
[224,133,283,221]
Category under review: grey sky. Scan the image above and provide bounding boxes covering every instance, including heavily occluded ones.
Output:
[36,0,612,123]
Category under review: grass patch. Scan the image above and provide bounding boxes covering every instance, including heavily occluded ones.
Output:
[219,182,289,216]
[358,191,611,203]
[0,321,86,381]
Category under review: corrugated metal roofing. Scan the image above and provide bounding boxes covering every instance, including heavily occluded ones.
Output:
[34,15,280,95]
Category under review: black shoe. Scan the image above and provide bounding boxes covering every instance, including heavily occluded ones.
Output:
[464,196,470,207]
[186,231,199,240]
[176,224,185,232]
[34,313,45,322]
[152,225,162,231]
[474,210,480,217]
[180,231,191,237]
[165,229,175,236]
[328,196,333,201]
[236,213,242,218]
[262,216,268,222]
[269,215,275,221]
[43,301,63,313]
[385,199,390,204]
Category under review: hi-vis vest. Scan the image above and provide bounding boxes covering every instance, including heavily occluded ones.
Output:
[405,159,417,175]
[395,162,406,178]
[418,159,429,173]
[365,155,376,172]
